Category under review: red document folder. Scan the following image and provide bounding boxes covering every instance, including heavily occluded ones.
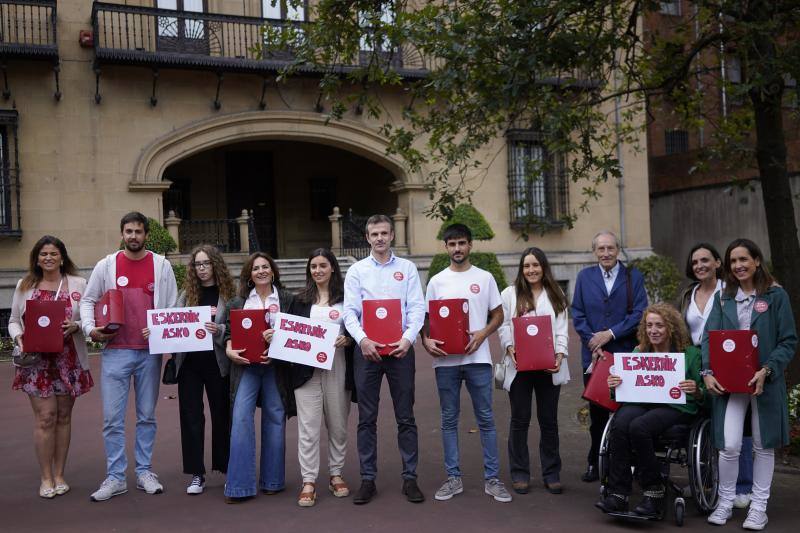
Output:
[709,330,760,393]
[95,289,124,333]
[582,351,620,412]
[513,315,556,371]
[429,299,470,355]
[230,309,269,363]
[23,300,66,353]
[363,299,402,356]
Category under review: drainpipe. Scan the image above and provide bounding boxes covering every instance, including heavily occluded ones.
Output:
[612,49,629,263]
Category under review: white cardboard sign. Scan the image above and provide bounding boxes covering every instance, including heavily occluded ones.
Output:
[147,306,213,355]
[613,352,686,404]
[267,312,338,370]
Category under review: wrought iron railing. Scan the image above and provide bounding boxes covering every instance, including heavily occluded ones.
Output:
[91,2,429,76]
[178,218,241,254]
[0,0,57,58]
[340,210,370,259]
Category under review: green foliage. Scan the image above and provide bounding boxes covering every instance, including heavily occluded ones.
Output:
[436,204,495,241]
[630,254,681,304]
[428,252,507,292]
[172,263,187,289]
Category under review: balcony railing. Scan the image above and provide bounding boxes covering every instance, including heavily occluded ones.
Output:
[0,0,57,60]
[91,2,429,77]
[178,218,242,254]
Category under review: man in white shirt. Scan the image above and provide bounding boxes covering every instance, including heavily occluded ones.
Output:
[343,214,426,504]
[422,224,510,503]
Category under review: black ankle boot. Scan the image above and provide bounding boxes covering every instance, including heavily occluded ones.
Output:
[595,493,628,514]
[633,487,664,518]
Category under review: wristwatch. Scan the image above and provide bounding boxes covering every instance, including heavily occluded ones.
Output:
[700,369,714,377]
[763,366,773,378]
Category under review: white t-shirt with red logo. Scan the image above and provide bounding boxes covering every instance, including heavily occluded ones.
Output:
[425,265,502,367]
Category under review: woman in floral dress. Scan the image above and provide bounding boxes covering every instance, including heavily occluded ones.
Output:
[8,236,93,498]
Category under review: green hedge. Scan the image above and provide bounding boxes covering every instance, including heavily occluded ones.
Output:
[428,252,507,291]
[630,254,681,304]
[436,204,495,241]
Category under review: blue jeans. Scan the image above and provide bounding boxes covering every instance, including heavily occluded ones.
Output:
[101,349,162,480]
[737,437,754,494]
[225,364,285,497]
[435,363,499,480]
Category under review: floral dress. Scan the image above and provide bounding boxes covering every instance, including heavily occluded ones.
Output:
[12,288,94,398]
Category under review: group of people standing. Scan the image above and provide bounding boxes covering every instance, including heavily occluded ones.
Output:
[7,211,796,531]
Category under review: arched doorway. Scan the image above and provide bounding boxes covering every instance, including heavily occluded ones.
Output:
[162,140,397,257]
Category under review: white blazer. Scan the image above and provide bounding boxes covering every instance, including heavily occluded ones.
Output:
[8,274,90,370]
[498,285,570,390]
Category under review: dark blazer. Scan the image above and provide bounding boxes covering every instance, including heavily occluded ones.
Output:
[224,288,296,419]
[572,262,648,368]
[286,298,357,403]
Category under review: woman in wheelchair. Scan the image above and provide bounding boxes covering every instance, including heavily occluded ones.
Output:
[595,303,704,518]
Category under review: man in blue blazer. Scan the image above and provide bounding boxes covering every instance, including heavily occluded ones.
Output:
[571,231,648,482]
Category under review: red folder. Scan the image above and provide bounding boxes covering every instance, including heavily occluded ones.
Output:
[513,315,556,371]
[95,289,124,333]
[363,299,402,356]
[23,300,66,353]
[709,330,760,393]
[582,351,620,412]
[429,299,470,355]
[230,309,269,363]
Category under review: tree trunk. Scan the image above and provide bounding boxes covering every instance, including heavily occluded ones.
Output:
[749,10,800,385]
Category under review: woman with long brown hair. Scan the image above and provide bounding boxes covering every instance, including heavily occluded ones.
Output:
[8,235,93,498]
[174,244,236,495]
[498,247,569,495]
[223,252,295,503]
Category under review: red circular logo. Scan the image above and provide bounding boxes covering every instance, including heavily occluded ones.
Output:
[316,352,328,363]
[669,387,682,399]
[195,329,207,340]
[754,300,769,313]
[329,310,340,320]
[470,284,480,294]
[71,291,81,302]
[393,271,404,281]
[146,282,155,293]
[269,304,279,313]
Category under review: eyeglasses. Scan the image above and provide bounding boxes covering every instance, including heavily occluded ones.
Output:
[192,260,213,270]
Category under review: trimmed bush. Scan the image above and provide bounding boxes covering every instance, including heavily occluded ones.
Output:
[630,254,681,304]
[436,204,495,241]
[428,252,507,291]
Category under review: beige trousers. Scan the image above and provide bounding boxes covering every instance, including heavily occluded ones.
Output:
[294,348,351,482]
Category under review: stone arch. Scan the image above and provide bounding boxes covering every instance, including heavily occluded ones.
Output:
[131,111,411,190]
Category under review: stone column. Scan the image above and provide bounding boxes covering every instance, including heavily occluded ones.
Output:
[329,206,342,256]
[392,207,409,255]
[235,209,251,254]
[164,210,181,252]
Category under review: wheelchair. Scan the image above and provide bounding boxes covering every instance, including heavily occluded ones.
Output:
[598,413,719,526]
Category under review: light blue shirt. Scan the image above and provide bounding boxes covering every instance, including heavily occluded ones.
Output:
[600,262,620,295]
[343,251,426,346]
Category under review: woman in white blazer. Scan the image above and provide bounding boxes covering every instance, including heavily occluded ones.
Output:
[498,247,569,496]
[8,236,93,499]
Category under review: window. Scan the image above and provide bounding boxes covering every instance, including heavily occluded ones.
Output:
[506,130,567,227]
[664,129,689,155]
[659,1,681,16]
[0,110,20,235]
[262,0,306,21]
[157,0,205,38]
[725,55,742,84]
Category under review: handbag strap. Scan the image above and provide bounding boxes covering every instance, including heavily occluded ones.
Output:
[54,277,64,300]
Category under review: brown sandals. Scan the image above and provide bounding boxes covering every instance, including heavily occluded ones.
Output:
[298,482,316,507]
[329,475,350,498]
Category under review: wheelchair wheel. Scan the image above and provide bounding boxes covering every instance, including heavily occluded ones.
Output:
[674,497,685,527]
[598,414,614,497]
[688,418,719,513]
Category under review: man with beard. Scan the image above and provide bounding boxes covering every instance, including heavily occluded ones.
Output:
[422,224,509,502]
[343,214,426,504]
[80,212,178,501]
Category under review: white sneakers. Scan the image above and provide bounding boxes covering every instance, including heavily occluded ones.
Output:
[743,509,768,531]
[90,477,128,502]
[734,492,752,509]
[186,475,205,495]
[707,505,733,526]
[136,471,164,495]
